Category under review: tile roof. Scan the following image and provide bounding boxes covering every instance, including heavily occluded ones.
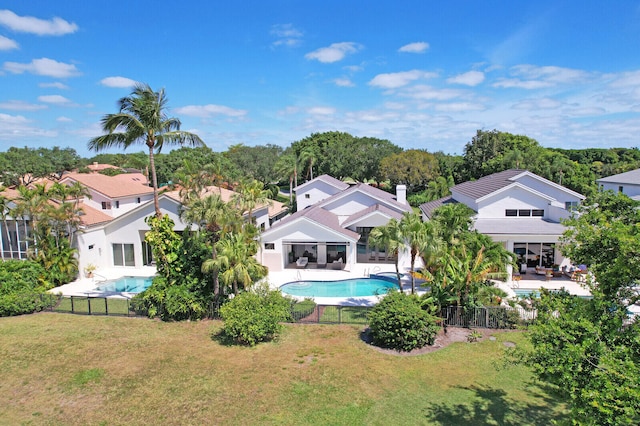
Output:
[294,174,350,191]
[320,182,412,213]
[597,168,640,185]
[451,169,525,200]
[78,201,113,226]
[62,172,153,198]
[418,196,459,219]
[343,203,405,227]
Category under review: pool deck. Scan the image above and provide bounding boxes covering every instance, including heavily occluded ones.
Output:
[49,263,591,304]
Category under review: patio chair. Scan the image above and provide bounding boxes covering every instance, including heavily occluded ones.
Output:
[296,257,308,269]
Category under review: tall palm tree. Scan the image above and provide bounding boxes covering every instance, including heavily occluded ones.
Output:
[399,212,428,294]
[88,83,204,217]
[298,145,317,181]
[368,218,404,292]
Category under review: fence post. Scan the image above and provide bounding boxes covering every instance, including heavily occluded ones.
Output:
[338,306,342,324]
[71,296,74,314]
[105,297,109,316]
[317,305,321,323]
[88,297,92,315]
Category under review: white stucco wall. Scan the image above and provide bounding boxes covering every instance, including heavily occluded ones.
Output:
[296,180,344,210]
[600,182,640,197]
[477,187,550,219]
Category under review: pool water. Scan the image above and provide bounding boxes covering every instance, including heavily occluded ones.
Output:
[280,277,397,298]
[95,276,154,293]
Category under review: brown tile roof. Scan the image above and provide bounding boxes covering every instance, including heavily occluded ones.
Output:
[451,169,525,200]
[62,172,154,198]
[78,201,113,226]
[86,163,120,172]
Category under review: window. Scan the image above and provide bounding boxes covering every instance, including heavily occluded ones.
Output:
[505,209,517,217]
[114,200,120,209]
[101,201,111,210]
[264,243,275,250]
[565,201,579,211]
[619,186,624,193]
[518,209,531,216]
[112,243,135,266]
[532,209,544,217]
[305,194,310,199]
[136,197,141,204]
[88,244,94,250]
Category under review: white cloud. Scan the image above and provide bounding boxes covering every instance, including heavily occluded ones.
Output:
[492,78,552,89]
[369,70,437,89]
[398,42,429,53]
[0,112,57,140]
[100,76,137,88]
[434,102,486,112]
[56,116,73,122]
[271,23,303,47]
[609,70,640,88]
[4,57,81,78]
[0,100,47,111]
[173,104,247,118]
[447,70,485,86]
[401,84,464,101]
[307,106,335,115]
[39,82,69,89]
[0,35,18,50]
[513,97,562,110]
[333,77,354,87]
[344,65,363,73]
[38,95,71,104]
[305,42,362,63]
[511,64,589,83]
[0,9,78,36]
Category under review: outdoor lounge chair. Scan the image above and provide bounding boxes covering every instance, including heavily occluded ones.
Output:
[296,257,308,269]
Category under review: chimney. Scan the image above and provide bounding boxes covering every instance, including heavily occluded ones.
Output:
[396,184,407,205]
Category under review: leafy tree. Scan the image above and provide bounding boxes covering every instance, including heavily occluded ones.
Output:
[0,260,54,316]
[224,144,283,184]
[88,83,204,217]
[0,146,81,186]
[380,149,440,193]
[274,151,299,206]
[399,212,434,294]
[233,179,271,227]
[509,191,640,424]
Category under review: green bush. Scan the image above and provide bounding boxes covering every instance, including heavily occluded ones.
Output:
[131,276,208,321]
[368,291,440,351]
[0,260,55,316]
[220,286,292,346]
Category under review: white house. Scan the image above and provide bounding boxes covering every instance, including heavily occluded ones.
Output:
[259,175,412,272]
[597,168,640,200]
[0,169,287,274]
[419,169,585,275]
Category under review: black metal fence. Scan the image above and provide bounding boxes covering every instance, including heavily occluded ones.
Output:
[32,294,537,329]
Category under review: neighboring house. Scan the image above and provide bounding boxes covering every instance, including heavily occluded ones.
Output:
[259,174,412,272]
[596,168,640,200]
[0,169,287,274]
[419,169,585,276]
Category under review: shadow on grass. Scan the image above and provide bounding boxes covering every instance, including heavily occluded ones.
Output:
[210,326,238,346]
[423,383,568,425]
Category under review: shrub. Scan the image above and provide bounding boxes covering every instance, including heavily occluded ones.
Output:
[130,276,208,321]
[0,260,55,316]
[220,285,292,346]
[368,291,440,351]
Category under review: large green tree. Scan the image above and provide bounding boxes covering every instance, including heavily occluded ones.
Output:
[380,149,440,194]
[88,83,204,217]
[511,191,640,424]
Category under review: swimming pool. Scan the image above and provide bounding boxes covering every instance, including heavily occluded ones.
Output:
[280,277,397,298]
[94,276,154,293]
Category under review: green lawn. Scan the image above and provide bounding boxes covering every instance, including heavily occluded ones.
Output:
[0,313,568,425]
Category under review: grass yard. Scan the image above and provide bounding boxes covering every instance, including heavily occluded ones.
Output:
[0,313,568,425]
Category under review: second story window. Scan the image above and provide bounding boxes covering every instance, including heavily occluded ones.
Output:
[101,201,111,210]
[114,201,120,209]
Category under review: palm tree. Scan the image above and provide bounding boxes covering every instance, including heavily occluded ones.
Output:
[233,179,272,227]
[88,83,204,217]
[181,194,235,298]
[399,212,428,294]
[369,219,404,292]
[274,152,298,206]
[299,145,317,181]
[203,232,267,295]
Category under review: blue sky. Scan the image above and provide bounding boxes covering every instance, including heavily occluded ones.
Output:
[1,1,640,157]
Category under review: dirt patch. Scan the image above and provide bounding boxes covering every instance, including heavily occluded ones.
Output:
[361,327,517,356]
